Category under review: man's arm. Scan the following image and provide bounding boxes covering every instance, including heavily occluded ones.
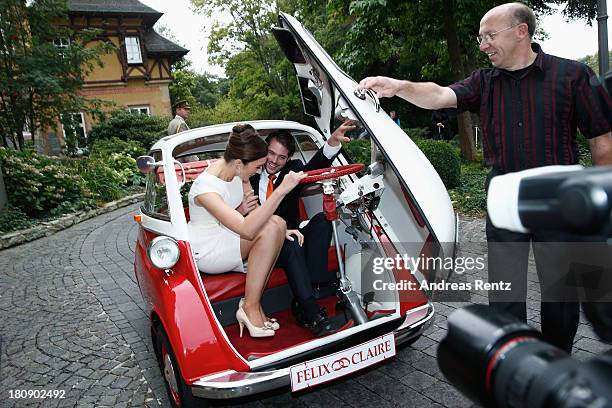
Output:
[358,76,457,110]
[589,132,612,165]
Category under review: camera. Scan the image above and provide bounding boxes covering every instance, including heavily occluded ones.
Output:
[437,165,612,408]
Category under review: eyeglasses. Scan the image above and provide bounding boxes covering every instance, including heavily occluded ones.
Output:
[476,23,519,45]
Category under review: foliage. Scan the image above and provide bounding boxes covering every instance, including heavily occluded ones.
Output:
[0,0,112,150]
[576,131,592,167]
[0,205,38,233]
[192,74,230,108]
[190,0,305,124]
[169,59,197,108]
[88,110,168,150]
[66,156,130,202]
[404,127,430,140]
[529,0,599,21]
[448,162,489,215]
[343,139,371,166]
[414,139,461,189]
[579,50,612,75]
[89,137,146,160]
[0,147,93,217]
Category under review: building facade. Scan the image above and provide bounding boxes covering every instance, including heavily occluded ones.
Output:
[45,0,188,153]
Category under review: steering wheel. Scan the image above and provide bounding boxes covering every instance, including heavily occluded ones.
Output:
[300,164,365,184]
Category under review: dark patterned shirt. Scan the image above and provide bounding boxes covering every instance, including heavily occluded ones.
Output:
[450,43,611,173]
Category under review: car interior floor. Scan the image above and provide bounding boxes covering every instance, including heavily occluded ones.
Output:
[223,295,353,361]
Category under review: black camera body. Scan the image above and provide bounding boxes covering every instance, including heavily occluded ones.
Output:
[438,166,612,408]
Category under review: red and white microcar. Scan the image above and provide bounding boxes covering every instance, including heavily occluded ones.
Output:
[133,12,457,408]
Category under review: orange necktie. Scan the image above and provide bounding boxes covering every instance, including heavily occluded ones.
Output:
[266,174,276,199]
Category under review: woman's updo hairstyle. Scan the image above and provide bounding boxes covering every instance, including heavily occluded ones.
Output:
[224,123,268,164]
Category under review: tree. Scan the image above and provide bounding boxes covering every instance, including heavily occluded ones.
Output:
[296,0,602,162]
[168,58,197,107]
[579,50,612,74]
[192,74,229,108]
[190,0,305,122]
[0,0,110,150]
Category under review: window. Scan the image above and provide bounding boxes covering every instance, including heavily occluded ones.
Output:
[53,38,70,48]
[142,151,170,220]
[125,36,142,64]
[60,112,87,149]
[127,106,150,115]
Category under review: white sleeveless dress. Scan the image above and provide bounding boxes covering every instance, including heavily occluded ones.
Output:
[188,171,245,273]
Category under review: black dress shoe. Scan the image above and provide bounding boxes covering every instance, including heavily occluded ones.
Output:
[291,299,310,328]
[308,308,337,337]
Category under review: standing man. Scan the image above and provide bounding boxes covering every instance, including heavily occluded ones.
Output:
[244,121,355,336]
[168,100,190,135]
[359,2,611,353]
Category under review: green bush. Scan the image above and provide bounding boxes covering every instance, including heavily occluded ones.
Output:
[404,127,430,140]
[0,148,94,217]
[414,139,461,189]
[449,163,489,215]
[576,131,592,167]
[0,205,38,233]
[66,152,141,202]
[90,137,146,159]
[343,139,371,166]
[88,110,168,149]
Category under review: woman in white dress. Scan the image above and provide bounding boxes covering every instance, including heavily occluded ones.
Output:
[188,124,305,338]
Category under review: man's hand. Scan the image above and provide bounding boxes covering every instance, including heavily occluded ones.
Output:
[358,76,402,98]
[286,229,304,246]
[236,190,259,216]
[328,120,357,147]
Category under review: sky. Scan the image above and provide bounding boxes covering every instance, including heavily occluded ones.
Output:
[140,0,611,77]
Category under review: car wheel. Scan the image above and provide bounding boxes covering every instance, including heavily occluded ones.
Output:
[156,328,204,408]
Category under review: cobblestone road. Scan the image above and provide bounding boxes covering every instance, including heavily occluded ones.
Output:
[0,204,609,407]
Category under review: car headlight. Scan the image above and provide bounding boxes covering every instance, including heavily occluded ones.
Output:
[147,236,180,270]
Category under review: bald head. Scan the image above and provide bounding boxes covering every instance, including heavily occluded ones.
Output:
[482,3,536,38]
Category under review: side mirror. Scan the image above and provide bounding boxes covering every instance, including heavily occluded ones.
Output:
[136,156,158,174]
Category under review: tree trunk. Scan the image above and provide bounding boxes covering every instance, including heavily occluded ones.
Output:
[441,0,476,162]
[17,131,24,150]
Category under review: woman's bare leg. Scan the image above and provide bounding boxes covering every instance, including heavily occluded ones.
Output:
[239,216,286,327]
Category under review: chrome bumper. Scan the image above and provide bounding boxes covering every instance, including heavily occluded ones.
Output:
[190,304,434,399]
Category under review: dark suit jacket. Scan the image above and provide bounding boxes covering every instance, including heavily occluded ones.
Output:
[250,148,335,229]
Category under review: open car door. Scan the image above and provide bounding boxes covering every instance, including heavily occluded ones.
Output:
[273,13,458,297]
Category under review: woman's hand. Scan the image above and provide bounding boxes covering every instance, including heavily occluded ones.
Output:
[276,171,306,195]
[236,189,259,215]
[286,229,304,246]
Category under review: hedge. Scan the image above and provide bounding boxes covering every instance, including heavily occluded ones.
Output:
[414,139,461,189]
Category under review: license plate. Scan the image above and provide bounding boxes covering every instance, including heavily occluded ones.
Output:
[290,333,396,392]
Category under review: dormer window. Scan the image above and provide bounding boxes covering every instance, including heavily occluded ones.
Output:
[53,38,70,48]
[125,36,142,64]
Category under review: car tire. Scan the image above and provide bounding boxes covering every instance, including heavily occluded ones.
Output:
[155,328,205,408]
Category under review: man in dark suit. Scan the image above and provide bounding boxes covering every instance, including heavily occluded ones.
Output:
[247,122,354,336]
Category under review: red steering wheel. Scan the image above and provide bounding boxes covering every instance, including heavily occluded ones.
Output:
[300,164,365,184]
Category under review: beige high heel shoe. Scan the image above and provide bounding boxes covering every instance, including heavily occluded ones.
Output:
[236,306,275,338]
[239,298,279,330]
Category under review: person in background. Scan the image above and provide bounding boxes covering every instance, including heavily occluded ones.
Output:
[430,109,456,141]
[389,110,401,127]
[168,100,190,135]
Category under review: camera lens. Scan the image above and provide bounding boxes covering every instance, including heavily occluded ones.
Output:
[437,305,542,406]
[437,305,591,408]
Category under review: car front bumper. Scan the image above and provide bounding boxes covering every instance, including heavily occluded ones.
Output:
[190,303,435,399]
